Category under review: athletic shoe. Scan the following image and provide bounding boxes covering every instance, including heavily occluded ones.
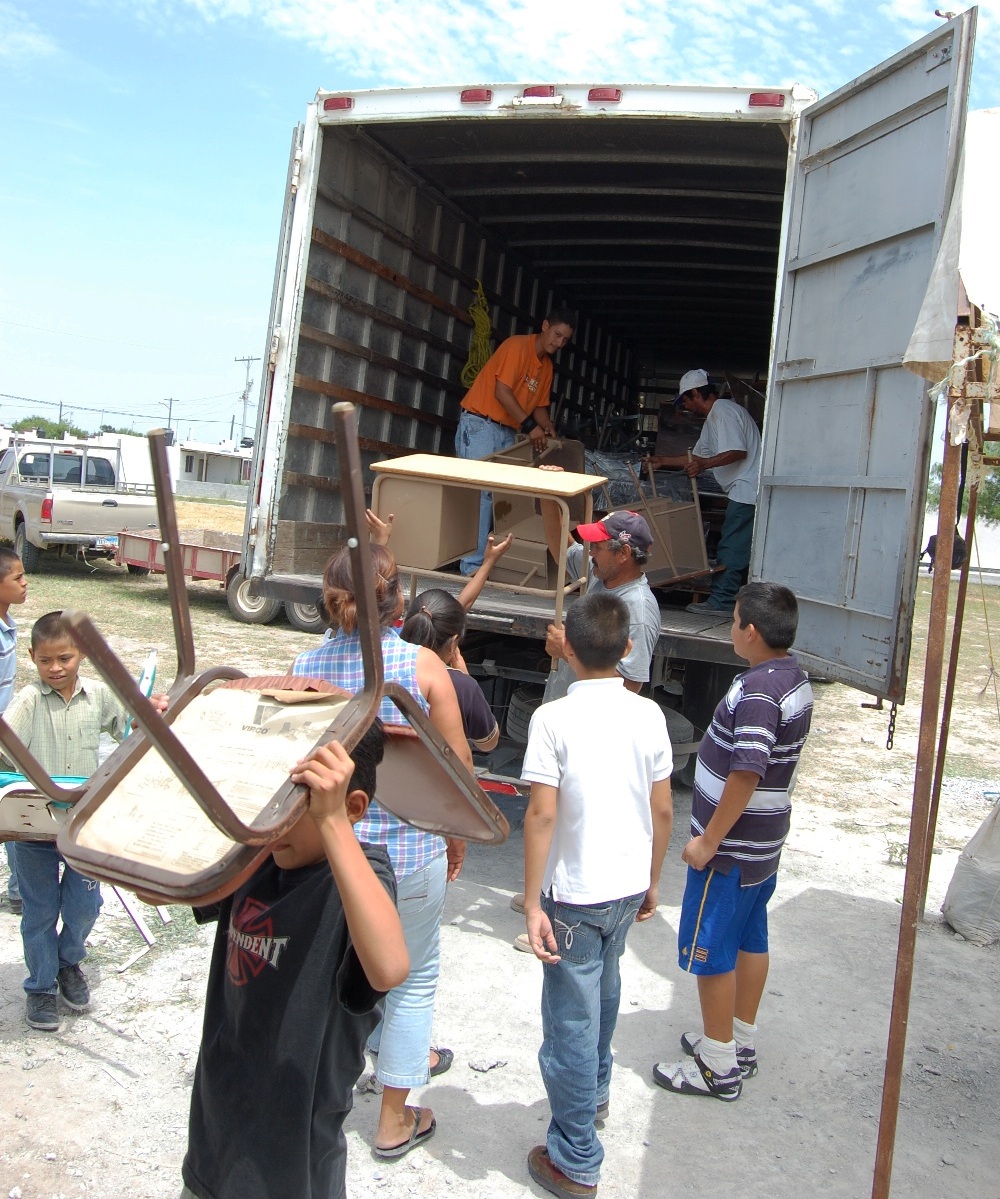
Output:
[510,893,526,914]
[513,933,534,953]
[685,600,733,616]
[25,993,60,1031]
[594,1099,609,1127]
[57,964,91,1011]
[680,1031,758,1079]
[652,1054,743,1101]
[8,896,22,915]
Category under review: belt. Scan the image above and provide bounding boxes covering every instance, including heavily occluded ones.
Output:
[462,409,517,431]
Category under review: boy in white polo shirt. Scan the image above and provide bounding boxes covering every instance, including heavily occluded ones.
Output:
[521,592,674,1199]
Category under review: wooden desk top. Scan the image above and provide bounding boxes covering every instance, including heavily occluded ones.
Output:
[371,454,605,497]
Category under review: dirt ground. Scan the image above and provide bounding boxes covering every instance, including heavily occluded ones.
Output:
[0,513,998,1199]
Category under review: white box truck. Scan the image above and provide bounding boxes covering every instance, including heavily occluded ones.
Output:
[234,11,977,751]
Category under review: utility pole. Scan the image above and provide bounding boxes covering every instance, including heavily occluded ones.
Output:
[160,397,174,432]
[235,355,260,442]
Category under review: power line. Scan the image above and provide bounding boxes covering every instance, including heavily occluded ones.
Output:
[0,392,244,427]
[0,318,173,351]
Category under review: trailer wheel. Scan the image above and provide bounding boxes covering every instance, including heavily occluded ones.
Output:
[505,685,545,744]
[226,571,282,624]
[14,523,41,572]
[126,564,151,577]
[284,599,327,635]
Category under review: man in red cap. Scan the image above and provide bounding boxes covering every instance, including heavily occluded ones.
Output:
[539,507,660,702]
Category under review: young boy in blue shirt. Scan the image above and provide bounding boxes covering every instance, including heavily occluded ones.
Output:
[521,592,674,1199]
[653,582,813,1101]
[0,547,28,914]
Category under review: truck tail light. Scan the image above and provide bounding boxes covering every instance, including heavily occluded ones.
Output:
[41,498,52,522]
[460,88,492,104]
[523,85,555,98]
[322,96,354,111]
[749,92,786,108]
[588,87,622,103]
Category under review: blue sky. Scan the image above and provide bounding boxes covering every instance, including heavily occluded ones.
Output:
[1,0,996,442]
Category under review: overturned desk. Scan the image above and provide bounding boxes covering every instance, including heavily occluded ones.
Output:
[370,454,607,626]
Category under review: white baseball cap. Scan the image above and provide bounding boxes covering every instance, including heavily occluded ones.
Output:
[677,369,709,398]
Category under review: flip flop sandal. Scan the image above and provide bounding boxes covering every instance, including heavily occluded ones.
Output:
[429,1047,454,1076]
[373,1106,437,1159]
[652,1055,742,1101]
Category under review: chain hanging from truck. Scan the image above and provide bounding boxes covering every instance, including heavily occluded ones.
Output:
[460,280,493,389]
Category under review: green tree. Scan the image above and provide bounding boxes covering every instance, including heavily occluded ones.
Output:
[12,415,89,440]
[925,461,1000,527]
[99,423,139,435]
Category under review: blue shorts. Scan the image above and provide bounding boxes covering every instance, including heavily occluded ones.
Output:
[677,865,776,976]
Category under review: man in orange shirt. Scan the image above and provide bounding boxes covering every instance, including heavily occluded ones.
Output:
[456,308,575,575]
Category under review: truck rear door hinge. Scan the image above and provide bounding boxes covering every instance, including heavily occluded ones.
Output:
[268,328,281,367]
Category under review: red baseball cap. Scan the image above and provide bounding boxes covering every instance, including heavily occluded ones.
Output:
[575,511,653,552]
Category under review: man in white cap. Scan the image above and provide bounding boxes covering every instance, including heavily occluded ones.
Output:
[646,370,761,615]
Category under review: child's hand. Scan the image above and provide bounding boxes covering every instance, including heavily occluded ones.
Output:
[635,882,659,921]
[525,907,561,963]
[149,693,169,715]
[483,532,513,567]
[537,463,564,473]
[365,509,394,545]
[290,741,355,826]
[681,834,717,871]
[445,837,466,881]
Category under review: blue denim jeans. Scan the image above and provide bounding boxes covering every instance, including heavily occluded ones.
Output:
[15,841,103,994]
[5,842,19,901]
[367,852,448,1088]
[538,889,645,1186]
[455,409,516,574]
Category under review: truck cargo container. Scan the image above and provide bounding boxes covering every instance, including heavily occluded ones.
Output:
[235,11,976,748]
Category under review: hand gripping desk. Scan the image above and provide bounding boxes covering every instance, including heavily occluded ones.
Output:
[0,405,508,905]
[371,453,607,628]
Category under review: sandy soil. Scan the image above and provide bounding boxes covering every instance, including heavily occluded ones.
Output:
[0,511,997,1198]
[1,683,997,1199]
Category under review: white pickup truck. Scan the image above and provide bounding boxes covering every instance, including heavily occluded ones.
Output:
[0,439,158,570]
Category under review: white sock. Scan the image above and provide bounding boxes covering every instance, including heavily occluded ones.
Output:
[698,1035,738,1077]
[733,1017,757,1051]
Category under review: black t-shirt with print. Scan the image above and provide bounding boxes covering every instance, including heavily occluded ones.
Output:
[182,843,395,1199]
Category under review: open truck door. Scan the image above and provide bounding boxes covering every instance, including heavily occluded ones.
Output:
[753,11,976,699]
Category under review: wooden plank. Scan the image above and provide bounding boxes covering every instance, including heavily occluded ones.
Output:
[286,423,409,459]
[312,228,472,326]
[282,471,341,494]
[293,374,457,431]
[305,275,459,358]
[315,180,532,330]
[298,323,466,400]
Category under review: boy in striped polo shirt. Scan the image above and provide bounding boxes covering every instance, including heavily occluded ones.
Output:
[653,582,813,1101]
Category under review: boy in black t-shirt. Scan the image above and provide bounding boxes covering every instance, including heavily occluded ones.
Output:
[181,724,409,1199]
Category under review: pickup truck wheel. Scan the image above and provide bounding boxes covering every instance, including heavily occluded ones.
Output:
[284,599,327,634]
[226,572,282,624]
[14,523,40,572]
[126,564,151,577]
